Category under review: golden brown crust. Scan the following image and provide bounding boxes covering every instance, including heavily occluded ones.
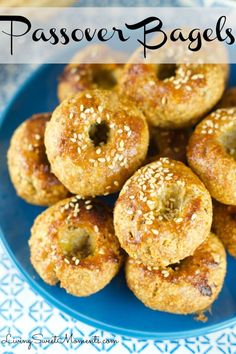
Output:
[218,87,236,109]
[213,201,236,258]
[147,126,192,164]
[119,64,227,128]
[29,197,123,296]
[45,90,149,197]
[114,158,212,267]
[58,45,124,102]
[187,108,236,205]
[126,233,226,314]
[7,113,69,206]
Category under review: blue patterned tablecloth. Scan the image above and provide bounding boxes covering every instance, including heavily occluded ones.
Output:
[1,64,236,354]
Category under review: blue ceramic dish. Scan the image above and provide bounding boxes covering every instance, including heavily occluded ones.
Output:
[1,64,236,340]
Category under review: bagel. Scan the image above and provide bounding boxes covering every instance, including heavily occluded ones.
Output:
[45,89,149,197]
[187,108,236,205]
[147,126,192,164]
[213,201,236,258]
[125,233,226,314]
[29,197,123,296]
[119,63,227,128]
[7,113,69,206]
[114,158,212,267]
[58,44,124,102]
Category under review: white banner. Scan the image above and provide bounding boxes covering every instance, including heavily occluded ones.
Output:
[0,7,235,63]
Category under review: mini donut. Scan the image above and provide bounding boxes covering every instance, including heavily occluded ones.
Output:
[187,108,236,205]
[29,197,123,296]
[7,113,69,206]
[45,90,149,197]
[58,44,124,102]
[147,127,192,164]
[114,158,212,267]
[119,63,227,128]
[218,87,236,108]
[213,202,236,258]
[125,233,226,314]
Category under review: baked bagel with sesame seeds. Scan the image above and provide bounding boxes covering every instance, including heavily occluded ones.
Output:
[114,158,212,267]
[45,89,149,197]
[125,233,226,314]
[58,44,124,102]
[213,202,236,258]
[119,63,227,128]
[29,197,123,296]
[187,108,236,205]
[7,113,69,206]
[147,126,192,164]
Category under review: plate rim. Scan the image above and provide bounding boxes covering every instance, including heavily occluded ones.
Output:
[1,63,236,340]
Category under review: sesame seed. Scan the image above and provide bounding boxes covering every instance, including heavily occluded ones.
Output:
[34,134,41,140]
[75,259,80,265]
[64,258,70,264]
[96,148,101,154]
[85,93,92,98]
[127,209,133,215]
[175,218,183,223]
[161,270,169,277]
[152,229,159,235]
[124,125,130,132]
[94,225,99,232]
[149,80,155,86]
[86,205,93,210]
[120,140,124,148]
[161,97,167,105]
[114,181,119,186]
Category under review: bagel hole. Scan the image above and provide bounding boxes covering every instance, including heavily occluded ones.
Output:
[156,185,185,221]
[89,121,110,146]
[220,129,236,159]
[156,64,178,80]
[59,227,95,260]
[93,69,117,89]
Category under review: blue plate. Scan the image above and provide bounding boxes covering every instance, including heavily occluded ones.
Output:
[1,64,236,340]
